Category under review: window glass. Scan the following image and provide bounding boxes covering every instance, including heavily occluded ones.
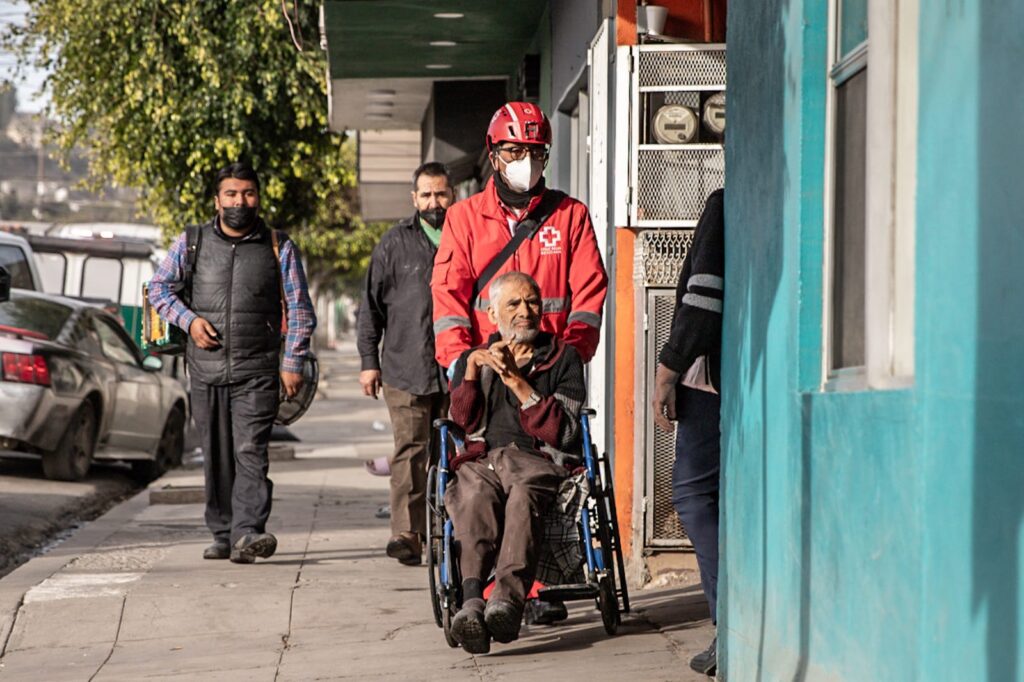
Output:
[81,257,122,302]
[0,245,35,289]
[831,67,868,369]
[0,294,71,340]
[35,252,67,295]
[93,317,139,366]
[839,0,868,56]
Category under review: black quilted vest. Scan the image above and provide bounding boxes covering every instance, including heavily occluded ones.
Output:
[187,220,282,385]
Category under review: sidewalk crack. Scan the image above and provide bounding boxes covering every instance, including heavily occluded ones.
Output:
[273,473,327,681]
[88,594,127,681]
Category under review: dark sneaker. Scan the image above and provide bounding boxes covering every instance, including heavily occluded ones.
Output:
[690,635,717,676]
[385,532,422,566]
[230,532,278,564]
[203,539,230,560]
[450,598,490,654]
[484,599,522,644]
[524,598,568,625]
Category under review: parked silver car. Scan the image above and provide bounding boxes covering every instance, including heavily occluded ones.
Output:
[0,289,188,481]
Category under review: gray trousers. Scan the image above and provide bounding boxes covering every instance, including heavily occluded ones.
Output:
[382,384,447,539]
[190,374,280,544]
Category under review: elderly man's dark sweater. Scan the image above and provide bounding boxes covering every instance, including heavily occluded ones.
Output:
[448,332,585,470]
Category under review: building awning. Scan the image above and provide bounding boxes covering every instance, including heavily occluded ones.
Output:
[322,0,546,131]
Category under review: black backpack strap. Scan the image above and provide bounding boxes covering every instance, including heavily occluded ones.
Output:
[180,224,202,305]
[470,189,567,308]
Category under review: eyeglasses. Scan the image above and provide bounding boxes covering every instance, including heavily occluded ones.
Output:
[495,145,549,162]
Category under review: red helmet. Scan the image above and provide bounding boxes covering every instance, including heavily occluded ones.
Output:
[486,102,552,149]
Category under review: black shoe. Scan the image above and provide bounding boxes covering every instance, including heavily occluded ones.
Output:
[451,598,490,654]
[484,599,522,644]
[230,532,278,564]
[385,533,422,566]
[690,635,717,676]
[203,539,230,560]
[524,598,568,625]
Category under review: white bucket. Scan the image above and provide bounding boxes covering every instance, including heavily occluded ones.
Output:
[638,5,669,36]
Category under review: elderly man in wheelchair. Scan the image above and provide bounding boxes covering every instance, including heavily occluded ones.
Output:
[443,271,586,654]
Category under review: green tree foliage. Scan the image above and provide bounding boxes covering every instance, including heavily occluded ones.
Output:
[7,0,378,291]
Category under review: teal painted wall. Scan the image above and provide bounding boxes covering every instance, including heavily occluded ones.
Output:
[721,0,1024,680]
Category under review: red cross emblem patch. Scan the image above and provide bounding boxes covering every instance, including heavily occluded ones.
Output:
[539,225,562,253]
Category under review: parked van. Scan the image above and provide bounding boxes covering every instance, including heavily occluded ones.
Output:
[0,231,42,291]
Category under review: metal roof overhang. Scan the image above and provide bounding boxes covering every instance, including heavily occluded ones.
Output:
[322,0,547,131]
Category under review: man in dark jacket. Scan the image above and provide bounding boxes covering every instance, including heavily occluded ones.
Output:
[444,272,585,655]
[357,162,452,566]
[149,162,317,564]
[652,188,723,676]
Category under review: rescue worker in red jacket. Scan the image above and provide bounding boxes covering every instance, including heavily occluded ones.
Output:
[431,101,608,372]
[431,101,609,626]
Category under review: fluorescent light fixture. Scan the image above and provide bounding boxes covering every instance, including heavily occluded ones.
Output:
[430,40,457,47]
[367,89,396,99]
[426,64,452,70]
[366,101,395,108]
[433,12,464,19]
[366,113,393,120]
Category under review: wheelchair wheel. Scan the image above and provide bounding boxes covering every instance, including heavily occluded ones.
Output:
[426,465,444,629]
[597,572,620,635]
[599,451,631,614]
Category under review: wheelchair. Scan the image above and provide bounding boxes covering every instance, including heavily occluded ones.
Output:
[426,408,630,648]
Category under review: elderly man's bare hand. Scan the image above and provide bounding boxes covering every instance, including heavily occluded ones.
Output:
[488,341,521,380]
[465,348,501,380]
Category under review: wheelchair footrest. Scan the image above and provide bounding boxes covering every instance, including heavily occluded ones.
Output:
[537,583,599,602]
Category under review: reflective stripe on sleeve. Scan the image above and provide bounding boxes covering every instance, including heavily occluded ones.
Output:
[567,310,602,328]
[433,315,472,334]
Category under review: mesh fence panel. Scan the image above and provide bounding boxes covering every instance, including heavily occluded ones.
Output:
[638,48,727,89]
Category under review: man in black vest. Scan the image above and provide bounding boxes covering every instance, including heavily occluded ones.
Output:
[150,162,316,564]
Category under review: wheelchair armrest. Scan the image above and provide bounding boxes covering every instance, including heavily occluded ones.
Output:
[581,407,597,417]
[433,418,467,442]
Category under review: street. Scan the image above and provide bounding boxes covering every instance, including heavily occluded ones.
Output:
[0,345,714,681]
[0,456,140,578]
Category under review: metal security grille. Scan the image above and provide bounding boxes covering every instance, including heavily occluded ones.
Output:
[637,148,725,223]
[634,229,694,287]
[638,47,727,89]
[645,289,690,546]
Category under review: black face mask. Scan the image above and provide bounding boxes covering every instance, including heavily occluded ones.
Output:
[221,205,258,230]
[420,207,446,229]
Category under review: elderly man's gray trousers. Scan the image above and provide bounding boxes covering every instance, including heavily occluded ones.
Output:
[190,375,280,545]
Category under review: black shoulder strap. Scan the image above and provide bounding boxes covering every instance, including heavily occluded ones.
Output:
[470,189,567,308]
[181,224,202,303]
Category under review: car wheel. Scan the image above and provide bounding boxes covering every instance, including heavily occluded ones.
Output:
[131,407,185,483]
[42,402,96,481]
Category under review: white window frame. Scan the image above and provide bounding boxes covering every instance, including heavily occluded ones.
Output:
[823,0,917,391]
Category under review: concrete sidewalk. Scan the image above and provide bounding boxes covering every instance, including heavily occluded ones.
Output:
[0,346,714,681]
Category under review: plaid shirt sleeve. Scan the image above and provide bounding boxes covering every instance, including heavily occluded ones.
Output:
[148,233,197,333]
[279,237,317,374]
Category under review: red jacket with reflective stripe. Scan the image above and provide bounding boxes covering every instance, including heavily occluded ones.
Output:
[431,178,608,368]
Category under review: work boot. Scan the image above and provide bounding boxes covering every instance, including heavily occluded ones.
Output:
[230,532,278,564]
[450,598,490,654]
[689,634,717,676]
[202,538,230,560]
[524,598,568,625]
[484,599,522,644]
[385,532,422,566]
